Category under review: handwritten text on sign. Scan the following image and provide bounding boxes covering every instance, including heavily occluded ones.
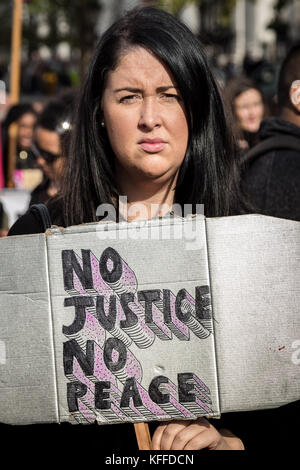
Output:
[61,247,214,423]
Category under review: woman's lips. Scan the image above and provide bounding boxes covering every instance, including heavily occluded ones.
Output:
[139,141,166,153]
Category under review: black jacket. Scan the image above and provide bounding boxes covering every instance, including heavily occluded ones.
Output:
[243,118,300,221]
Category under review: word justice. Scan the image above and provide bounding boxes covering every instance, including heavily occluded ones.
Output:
[61,248,213,342]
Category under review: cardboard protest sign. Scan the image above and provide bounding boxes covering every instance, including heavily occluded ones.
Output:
[206,215,300,412]
[0,215,299,425]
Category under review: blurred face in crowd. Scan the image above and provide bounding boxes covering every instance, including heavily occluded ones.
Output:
[101,47,189,190]
[35,127,65,182]
[17,112,37,149]
[234,88,264,133]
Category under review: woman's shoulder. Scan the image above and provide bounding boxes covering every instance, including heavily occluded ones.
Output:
[8,209,44,236]
[8,197,65,237]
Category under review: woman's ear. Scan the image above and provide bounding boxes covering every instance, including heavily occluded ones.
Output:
[290,80,300,112]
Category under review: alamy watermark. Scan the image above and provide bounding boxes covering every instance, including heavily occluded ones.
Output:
[95,197,205,249]
[291,340,300,365]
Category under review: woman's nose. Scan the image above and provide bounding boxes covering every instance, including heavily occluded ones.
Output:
[138,97,162,129]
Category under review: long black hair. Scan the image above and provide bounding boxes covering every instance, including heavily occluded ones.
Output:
[2,103,37,184]
[62,6,243,226]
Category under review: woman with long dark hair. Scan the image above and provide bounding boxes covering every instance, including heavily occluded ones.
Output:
[7,7,249,450]
[1,103,38,186]
[60,9,242,227]
[224,76,265,150]
[11,7,244,232]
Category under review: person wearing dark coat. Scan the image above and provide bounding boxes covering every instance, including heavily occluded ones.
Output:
[27,91,76,208]
[243,43,300,222]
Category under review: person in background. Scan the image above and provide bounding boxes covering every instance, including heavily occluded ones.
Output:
[243,42,300,222]
[1,103,38,185]
[29,92,75,206]
[224,76,265,150]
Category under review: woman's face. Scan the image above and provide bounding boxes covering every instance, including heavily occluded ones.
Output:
[101,47,189,189]
[18,112,36,149]
[234,88,264,133]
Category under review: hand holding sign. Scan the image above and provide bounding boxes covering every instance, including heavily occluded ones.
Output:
[152,418,244,450]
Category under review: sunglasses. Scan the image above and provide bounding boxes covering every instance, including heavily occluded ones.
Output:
[32,142,61,163]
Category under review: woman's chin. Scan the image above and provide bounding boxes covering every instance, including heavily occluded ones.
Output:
[244,124,260,133]
[136,165,175,182]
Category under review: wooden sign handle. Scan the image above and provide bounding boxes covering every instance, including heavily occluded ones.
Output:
[10,0,23,104]
[134,422,153,450]
[7,0,23,187]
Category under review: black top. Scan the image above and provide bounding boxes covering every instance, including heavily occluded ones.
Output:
[29,178,52,207]
[8,207,45,235]
[9,197,65,235]
[243,118,300,221]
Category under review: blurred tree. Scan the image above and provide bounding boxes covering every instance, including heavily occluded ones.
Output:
[150,0,260,54]
[154,0,238,20]
[267,0,293,49]
[0,0,102,82]
[25,0,101,80]
[151,0,239,48]
[0,1,13,52]
[154,0,196,15]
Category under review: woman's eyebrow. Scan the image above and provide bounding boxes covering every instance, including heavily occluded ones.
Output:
[113,85,179,93]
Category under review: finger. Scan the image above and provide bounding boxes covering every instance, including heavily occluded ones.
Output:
[159,420,192,450]
[183,428,221,451]
[170,422,208,450]
[152,424,168,450]
[219,428,244,450]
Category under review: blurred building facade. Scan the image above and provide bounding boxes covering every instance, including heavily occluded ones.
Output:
[2,0,300,92]
[177,0,300,66]
[3,0,299,65]
[233,0,300,64]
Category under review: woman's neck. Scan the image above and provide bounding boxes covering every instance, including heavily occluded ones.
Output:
[118,175,177,221]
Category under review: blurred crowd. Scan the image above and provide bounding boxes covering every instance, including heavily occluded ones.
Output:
[0,55,80,97]
[0,43,300,235]
[0,87,77,234]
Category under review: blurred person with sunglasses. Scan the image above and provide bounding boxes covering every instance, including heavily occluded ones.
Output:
[29,92,75,207]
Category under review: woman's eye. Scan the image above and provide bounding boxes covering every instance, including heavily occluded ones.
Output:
[161,93,180,102]
[119,95,140,103]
